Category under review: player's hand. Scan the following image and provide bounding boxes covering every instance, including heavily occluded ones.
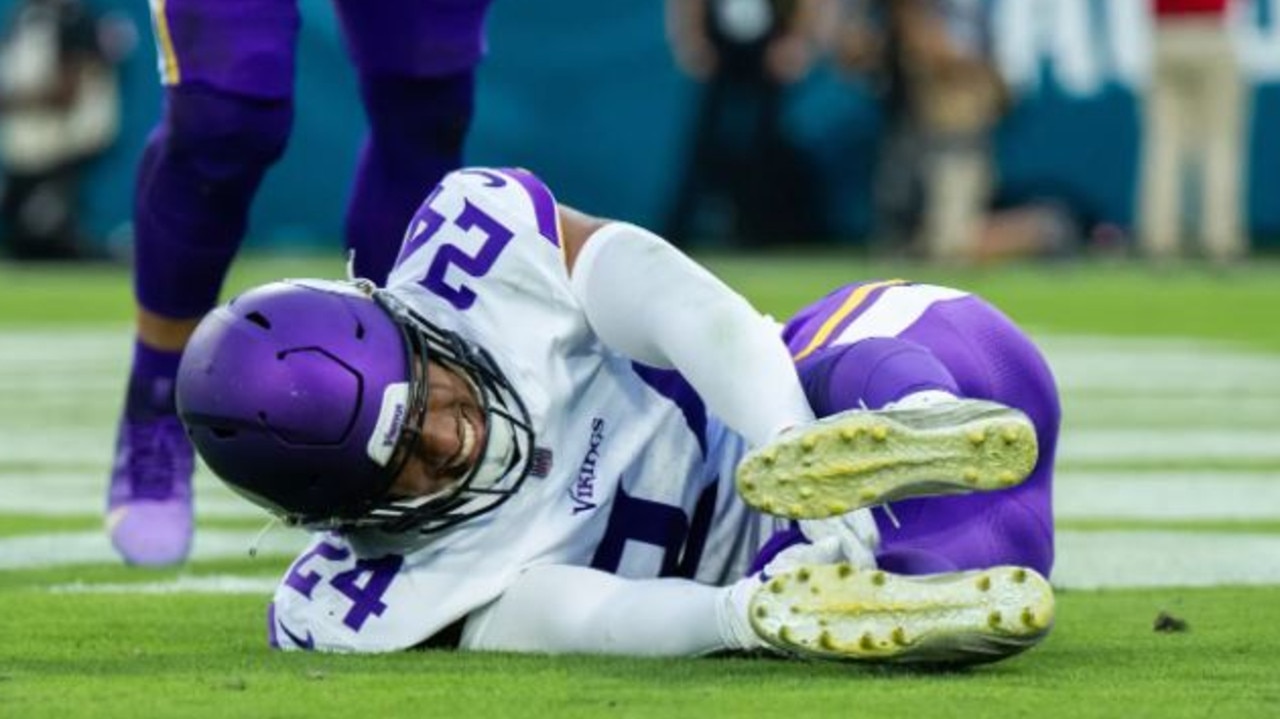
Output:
[759,535,843,578]
[798,509,880,571]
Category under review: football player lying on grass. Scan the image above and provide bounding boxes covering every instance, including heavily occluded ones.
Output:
[176,167,1058,664]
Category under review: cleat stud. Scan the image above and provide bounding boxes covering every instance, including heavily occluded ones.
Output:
[799,487,814,499]
[796,569,811,582]
[801,436,817,452]
[827,501,850,515]
[840,428,858,442]
[859,633,875,651]
[778,627,793,643]
[760,500,777,514]
[837,563,854,578]
[999,471,1018,486]
[968,431,986,446]
[761,452,776,466]
[754,606,768,619]
[788,504,805,516]
[976,576,991,592]
[790,606,800,614]
[891,627,909,646]
[810,586,820,595]
[871,426,888,442]
[1012,568,1028,584]
[859,490,878,503]
[988,611,1002,628]
[769,579,785,594]
[819,631,838,651]
[1002,429,1020,444]
[1021,608,1037,628]
[871,571,886,586]
[963,469,981,485]
[741,481,756,493]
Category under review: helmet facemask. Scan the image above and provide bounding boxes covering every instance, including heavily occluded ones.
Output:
[300,289,536,535]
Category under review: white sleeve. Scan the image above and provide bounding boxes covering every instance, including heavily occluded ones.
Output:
[459,564,760,656]
[568,222,815,447]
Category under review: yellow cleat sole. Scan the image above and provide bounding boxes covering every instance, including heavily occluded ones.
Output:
[736,399,1038,519]
[749,564,1055,665]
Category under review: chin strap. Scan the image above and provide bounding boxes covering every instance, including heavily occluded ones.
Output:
[345,249,358,281]
[247,516,281,558]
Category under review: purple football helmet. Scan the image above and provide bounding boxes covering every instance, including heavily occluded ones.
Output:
[176,279,535,534]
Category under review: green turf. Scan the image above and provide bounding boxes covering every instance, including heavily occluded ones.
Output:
[5,253,1280,350]
[0,585,1276,719]
[700,254,1280,351]
[3,254,1279,718]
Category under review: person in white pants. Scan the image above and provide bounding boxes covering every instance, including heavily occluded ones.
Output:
[1139,0,1250,264]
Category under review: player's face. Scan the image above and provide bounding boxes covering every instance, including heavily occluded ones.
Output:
[388,360,488,500]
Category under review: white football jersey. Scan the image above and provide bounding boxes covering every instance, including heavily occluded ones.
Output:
[269,168,776,652]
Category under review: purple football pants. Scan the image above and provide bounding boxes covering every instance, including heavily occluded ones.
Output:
[782,283,1060,577]
[134,0,491,317]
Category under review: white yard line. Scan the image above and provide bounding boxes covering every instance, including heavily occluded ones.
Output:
[1055,471,1280,520]
[0,471,270,517]
[0,529,310,570]
[1062,396,1280,428]
[48,575,280,595]
[1057,429,1280,462]
[1054,530,1280,589]
[1036,335,1280,392]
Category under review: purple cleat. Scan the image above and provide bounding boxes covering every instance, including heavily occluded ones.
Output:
[106,410,195,567]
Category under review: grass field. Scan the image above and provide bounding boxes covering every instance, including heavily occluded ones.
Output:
[2,254,1279,718]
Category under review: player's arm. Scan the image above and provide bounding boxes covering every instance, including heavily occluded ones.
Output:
[459,564,759,656]
[556,205,815,448]
[459,538,848,656]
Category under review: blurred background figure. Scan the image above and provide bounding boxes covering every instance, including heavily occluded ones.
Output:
[833,0,1083,265]
[662,0,828,248]
[1139,0,1249,264]
[0,0,120,261]
[833,0,1014,264]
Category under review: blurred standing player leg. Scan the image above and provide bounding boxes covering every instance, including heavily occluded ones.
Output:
[778,282,1058,576]
[333,0,488,282]
[108,0,491,566]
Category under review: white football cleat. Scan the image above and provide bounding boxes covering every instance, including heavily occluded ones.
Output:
[736,397,1038,519]
[749,564,1054,665]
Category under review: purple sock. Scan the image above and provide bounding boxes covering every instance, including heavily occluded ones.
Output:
[345,71,475,283]
[795,337,960,415]
[124,340,183,420]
